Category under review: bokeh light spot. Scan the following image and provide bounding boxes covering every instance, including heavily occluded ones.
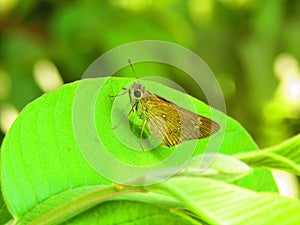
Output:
[188,0,214,25]
[33,59,64,93]
[0,103,18,134]
[0,0,18,14]
[111,0,151,11]
[274,53,300,106]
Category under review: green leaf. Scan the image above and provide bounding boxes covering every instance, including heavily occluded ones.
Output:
[236,134,300,175]
[17,184,198,225]
[0,163,13,225]
[1,77,277,221]
[179,153,252,182]
[152,177,300,225]
[62,200,196,225]
[16,184,140,224]
[1,80,111,219]
[0,183,13,225]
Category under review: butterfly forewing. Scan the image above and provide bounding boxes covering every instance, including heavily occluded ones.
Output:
[140,92,220,147]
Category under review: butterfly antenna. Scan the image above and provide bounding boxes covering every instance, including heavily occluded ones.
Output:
[128,59,139,83]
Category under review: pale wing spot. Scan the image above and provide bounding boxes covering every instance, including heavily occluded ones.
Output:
[198,117,203,125]
[195,117,203,129]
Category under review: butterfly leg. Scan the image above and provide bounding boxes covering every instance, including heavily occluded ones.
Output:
[113,103,137,129]
[139,119,148,151]
[109,88,128,98]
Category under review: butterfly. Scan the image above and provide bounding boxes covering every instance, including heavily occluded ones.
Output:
[114,81,220,148]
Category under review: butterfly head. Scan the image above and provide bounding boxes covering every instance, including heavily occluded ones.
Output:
[128,83,146,106]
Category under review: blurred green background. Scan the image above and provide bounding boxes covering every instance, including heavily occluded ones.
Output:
[0,0,300,148]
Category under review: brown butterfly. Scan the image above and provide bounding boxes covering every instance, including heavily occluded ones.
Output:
[120,82,220,148]
[112,60,220,149]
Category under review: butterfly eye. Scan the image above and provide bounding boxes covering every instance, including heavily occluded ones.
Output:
[134,90,142,98]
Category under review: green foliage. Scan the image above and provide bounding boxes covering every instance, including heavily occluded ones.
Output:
[1,78,290,225]
[180,153,252,181]
[1,0,300,224]
[1,0,300,148]
[236,134,300,175]
[0,183,12,225]
[153,177,300,225]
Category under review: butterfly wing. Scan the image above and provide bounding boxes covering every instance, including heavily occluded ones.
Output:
[140,93,220,147]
